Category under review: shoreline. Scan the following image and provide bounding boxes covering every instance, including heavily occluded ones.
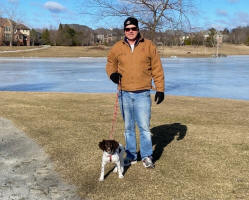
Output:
[0,44,249,58]
[0,54,248,58]
[0,91,248,102]
[0,55,249,62]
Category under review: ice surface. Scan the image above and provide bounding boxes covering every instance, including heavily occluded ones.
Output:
[0,56,248,100]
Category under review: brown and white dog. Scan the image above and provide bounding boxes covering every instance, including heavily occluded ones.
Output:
[98,140,125,181]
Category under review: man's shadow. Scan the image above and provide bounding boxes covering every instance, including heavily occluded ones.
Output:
[151,123,187,162]
[137,123,187,162]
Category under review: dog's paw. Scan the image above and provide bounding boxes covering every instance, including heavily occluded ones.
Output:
[113,167,117,173]
[119,174,124,179]
[99,177,104,181]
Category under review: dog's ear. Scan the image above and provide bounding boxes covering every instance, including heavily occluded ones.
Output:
[99,140,106,151]
[112,140,119,150]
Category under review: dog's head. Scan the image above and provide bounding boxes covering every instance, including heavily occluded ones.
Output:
[99,140,119,154]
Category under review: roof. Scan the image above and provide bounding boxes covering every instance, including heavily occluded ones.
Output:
[0,18,9,27]
[0,17,30,30]
[16,24,30,30]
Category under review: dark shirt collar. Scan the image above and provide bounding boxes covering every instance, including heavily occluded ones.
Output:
[123,33,144,46]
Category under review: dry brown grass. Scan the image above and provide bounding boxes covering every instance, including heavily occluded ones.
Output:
[0,43,248,58]
[0,46,39,51]
[0,46,110,57]
[0,92,249,200]
[158,43,249,57]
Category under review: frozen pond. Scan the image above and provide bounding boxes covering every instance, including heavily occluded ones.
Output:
[0,56,249,100]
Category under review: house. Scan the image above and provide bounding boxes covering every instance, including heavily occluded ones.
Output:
[95,33,117,44]
[95,28,123,45]
[204,30,223,43]
[14,23,31,46]
[96,34,105,44]
[201,30,209,39]
[0,18,12,45]
[104,33,115,43]
[0,18,30,46]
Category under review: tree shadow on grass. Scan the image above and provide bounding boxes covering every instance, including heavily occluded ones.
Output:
[151,123,187,162]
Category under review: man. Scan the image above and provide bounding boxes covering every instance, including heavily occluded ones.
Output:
[106,17,165,168]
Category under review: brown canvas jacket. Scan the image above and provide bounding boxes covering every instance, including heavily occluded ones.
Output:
[106,36,165,92]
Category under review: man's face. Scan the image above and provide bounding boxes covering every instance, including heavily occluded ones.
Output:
[124,25,139,41]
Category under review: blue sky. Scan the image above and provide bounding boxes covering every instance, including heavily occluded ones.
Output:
[1,0,249,30]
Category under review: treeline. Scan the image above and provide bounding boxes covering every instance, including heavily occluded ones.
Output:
[30,24,96,46]
[30,24,249,46]
[227,26,249,45]
[154,27,249,47]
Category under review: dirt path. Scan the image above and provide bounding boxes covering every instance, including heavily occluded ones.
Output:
[0,117,82,200]
[0,45,51,54]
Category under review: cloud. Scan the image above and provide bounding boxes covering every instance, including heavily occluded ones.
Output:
[44,1,65,13]
[227,0,240,3]
[216,9,228,17]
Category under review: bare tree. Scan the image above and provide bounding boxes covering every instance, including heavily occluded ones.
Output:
[49,29,58,46]
[228,27,249,44]
[3,1,23,46]
[83,0,193,42]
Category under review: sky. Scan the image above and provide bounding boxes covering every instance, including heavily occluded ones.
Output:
[0,0,249,31]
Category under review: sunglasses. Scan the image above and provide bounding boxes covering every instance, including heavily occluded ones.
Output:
[124,27,138,32]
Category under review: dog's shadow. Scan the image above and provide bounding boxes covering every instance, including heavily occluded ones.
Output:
[104,166,117,179]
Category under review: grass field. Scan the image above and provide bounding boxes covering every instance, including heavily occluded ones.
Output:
[0,43,249,57]
[0,46,40,51]
[158,43,249,57]
[0,92,248,200]
[0,46,110,57]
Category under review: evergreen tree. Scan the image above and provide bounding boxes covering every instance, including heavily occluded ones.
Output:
[30,29,39,46]
[245,36,249,46]
[56,24,78,46]
[184,38,191,45]
[206,28,216,47]
[41,29,50,45]
[222,28,229,35]
[64,25,77,46]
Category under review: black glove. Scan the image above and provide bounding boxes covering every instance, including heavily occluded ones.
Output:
[155,92,164,104]
[110,72,122,84]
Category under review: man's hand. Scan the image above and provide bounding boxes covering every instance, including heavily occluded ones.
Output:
[155,92,164,104]
[110,72,122,84]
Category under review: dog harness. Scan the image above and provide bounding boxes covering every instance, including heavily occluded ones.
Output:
[108,154,112,162]
[108,147,122,162]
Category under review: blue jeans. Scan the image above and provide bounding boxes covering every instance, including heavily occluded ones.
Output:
[118,90,153,160]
